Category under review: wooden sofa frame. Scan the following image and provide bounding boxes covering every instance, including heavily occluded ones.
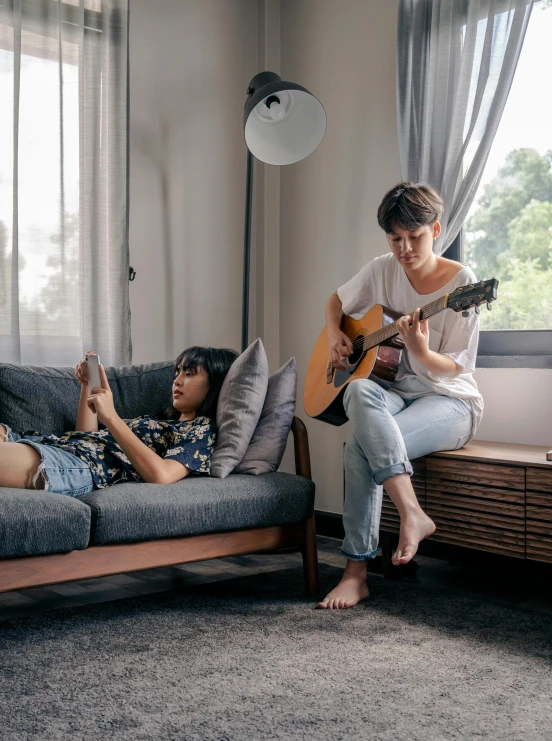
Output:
[0,417,319,596]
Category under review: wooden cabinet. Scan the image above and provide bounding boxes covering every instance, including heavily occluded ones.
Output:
[379,441,552,564]
[425,457,525,558]
[526,467,552,563]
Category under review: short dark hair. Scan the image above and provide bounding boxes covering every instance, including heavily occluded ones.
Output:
[157,346,239,424]
[377,182,444,234]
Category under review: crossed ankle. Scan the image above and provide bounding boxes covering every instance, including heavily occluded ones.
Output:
[401,502,425,517]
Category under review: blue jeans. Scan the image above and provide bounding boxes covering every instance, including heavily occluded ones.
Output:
[1,423,95,497]
[341,379,472,560]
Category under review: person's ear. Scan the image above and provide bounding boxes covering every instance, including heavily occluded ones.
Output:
[433,221,441,239]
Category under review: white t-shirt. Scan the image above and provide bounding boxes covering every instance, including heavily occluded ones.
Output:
[336,253,483,441]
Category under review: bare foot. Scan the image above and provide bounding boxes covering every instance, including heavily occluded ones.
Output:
[318,560,369,610]
[392,510,436,566]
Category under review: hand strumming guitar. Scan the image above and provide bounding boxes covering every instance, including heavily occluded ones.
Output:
[327,328,354,371]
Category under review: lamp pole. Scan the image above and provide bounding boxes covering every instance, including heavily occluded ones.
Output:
[241,71,326,352]
[241,72,281,352]
[242,149,254,352]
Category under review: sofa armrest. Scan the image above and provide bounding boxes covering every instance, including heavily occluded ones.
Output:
[290,416,311,480]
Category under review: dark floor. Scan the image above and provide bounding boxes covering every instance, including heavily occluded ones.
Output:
[1,536,552,620]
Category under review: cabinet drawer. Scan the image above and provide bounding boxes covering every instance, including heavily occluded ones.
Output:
[426,479,524,505]
[424,458,525,557]
[527,502,552,522]
[425,497,524,531]
[526,474,552,562]
[426,487,524,558]
[527,535,552,563]
[527,492,552,509]
[430,526,524,558]
[427,457,524,491]
[527,468,552,494]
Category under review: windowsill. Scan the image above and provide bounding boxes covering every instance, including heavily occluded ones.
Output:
[476,356,552,369]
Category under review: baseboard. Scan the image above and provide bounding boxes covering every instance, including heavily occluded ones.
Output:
[314,510,345,540]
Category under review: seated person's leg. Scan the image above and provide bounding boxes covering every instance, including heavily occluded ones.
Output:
[388,395,472,564]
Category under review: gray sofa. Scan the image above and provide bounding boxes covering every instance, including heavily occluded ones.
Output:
[0,361,318,595]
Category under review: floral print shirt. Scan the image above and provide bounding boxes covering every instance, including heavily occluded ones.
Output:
[31,415,216,489]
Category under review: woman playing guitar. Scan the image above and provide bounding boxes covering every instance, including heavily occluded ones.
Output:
[318,182,483,610]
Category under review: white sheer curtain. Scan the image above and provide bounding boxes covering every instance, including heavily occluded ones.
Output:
[0,0,130,366]
[397,0,534,254]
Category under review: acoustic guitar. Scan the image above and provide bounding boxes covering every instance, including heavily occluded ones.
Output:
[304,278,498,426]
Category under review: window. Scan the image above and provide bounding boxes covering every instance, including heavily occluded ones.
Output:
[0,27,80,356]
[0,1,130,368]
[461,0,552,367]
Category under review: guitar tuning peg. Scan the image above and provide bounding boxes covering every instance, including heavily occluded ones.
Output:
[474,305,480,315]
[486,301,492,310]
[462,310,469,317]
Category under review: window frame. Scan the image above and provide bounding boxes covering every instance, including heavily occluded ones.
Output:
[444,231,552,369]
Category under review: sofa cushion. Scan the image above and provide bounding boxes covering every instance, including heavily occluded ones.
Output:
[210,338,269,478]
[235,358,297,475]
[81,472,315,545]
[0,489,91,558]
[0,361,174,436]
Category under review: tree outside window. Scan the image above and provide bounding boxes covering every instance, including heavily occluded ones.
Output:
[463,0,552,333]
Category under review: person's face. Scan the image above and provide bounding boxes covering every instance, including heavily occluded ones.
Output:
[386,221,441,270]
[172,364,209,419]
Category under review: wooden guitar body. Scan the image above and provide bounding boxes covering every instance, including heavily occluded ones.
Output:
[304,304,404,426]
[304,277,498,428]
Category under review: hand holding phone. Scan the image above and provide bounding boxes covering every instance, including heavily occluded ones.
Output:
[86,353,102,391]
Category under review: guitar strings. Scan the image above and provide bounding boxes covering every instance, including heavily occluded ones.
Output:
[347,297,446,355]
[340,282,483,359]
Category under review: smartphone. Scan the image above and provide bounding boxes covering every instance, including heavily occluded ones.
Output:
[86,353,102,391]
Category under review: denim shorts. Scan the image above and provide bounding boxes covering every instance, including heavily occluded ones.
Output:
[2,423,95,497]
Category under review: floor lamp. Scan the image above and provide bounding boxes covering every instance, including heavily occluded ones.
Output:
[241,71,327,351]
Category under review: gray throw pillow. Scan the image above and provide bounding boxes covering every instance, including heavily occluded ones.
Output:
[210,338,269,479]
[234,357,297,475]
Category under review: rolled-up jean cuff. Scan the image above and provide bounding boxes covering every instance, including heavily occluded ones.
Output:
[373,460,413,485]
[1,423,18,442]
[340,547,379,561]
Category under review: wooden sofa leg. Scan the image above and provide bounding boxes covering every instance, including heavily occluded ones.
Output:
[301,514,319,596]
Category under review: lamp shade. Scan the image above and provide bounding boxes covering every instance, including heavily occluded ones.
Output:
[244,72,326,166]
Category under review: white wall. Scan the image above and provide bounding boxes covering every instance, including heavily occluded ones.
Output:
[129,0,259,364]
[473,369,551,446]
[129,0,552,515]
[278,0,403,510]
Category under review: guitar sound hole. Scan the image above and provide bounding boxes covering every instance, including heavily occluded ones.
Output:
[333,333,369,389]
[348,335,365,365]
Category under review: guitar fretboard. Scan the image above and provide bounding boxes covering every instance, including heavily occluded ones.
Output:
[358,295,448,353]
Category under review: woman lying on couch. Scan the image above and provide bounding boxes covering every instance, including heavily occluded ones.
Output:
[0,347,238,497]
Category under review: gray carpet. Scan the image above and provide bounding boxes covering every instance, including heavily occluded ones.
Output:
[1,564,551,741]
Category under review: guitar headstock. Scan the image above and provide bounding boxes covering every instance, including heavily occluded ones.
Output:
[446,278,499,315]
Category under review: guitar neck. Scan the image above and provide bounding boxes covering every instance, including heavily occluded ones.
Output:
[362,295,448,351]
